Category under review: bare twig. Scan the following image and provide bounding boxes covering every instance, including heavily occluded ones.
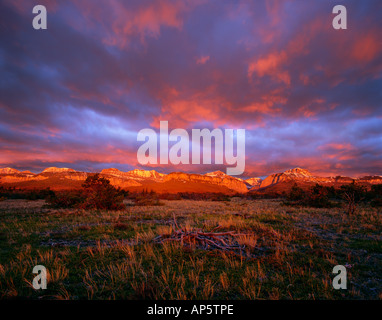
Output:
[153,221,260,258]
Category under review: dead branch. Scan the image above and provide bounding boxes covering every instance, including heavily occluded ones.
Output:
[153,219,259,258]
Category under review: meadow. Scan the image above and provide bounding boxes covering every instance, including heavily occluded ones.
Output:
[0,198,381,300]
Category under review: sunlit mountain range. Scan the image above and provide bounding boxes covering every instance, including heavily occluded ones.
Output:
[1,167,381,195]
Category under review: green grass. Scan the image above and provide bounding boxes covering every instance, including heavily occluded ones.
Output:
[0,198,381,300]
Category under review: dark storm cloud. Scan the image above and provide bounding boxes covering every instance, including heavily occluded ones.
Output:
[0,0,381,176]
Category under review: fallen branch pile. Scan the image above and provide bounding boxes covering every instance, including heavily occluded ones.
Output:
[152,215,256,257]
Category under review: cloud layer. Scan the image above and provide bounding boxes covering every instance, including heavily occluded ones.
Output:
[0,0,381,177]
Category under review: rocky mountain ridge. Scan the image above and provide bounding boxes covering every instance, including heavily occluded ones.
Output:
[0,166,381,193]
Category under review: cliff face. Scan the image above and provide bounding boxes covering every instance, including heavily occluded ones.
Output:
[205,171,229,178]
[42,167,77,174]
[259,167,333,189]
[127,169,165,180]
[101,169,248,193]
[0,167,21,174]
[0,169,88,185]
[260,172,293,188]
[0,168,40,182]
[164,172,248,193]
[358,176,382,184]
[100,168,131,180]
[245,177,262,188]
[0,166,381,193]
[101,176,142,188]
[101,168,164,181]
[0,175,48,183]
[62,173,88,181]
[255,167,382,191]
[21,171,34,175]
[100,168,123,175]
[99,169,143,187]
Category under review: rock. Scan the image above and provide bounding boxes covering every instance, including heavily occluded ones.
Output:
[0,167,21,174]
[164,172,248,193]
[42,167,77,174]
[245,177,262,188]
[127,169,165,180]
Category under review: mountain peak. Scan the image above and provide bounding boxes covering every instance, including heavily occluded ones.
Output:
[100,168,123,175]
[42,167,76,174]
[21,170,34,175]
[127,169,165,179]
[205,171,227,177]
[284,167,312,176]
[0,167,20,174]
[246,177,262,184]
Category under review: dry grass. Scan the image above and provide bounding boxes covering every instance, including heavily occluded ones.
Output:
[0,198,380,300]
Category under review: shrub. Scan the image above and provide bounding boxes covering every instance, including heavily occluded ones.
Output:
[177,192,233,200]
[0,187,55,201]
[285,183,334,208]
[46,174,125,210]
[370,184,382,197]
[305,184,334,208]
[287,184,305,201]
[46,190,85,208]
[370,198,382,207]
[134,191,163,206]
[368,184,382,207]
[158,193,182,200]
[339,182,367,215]
[211,193,231,201]
[79,174,125,210]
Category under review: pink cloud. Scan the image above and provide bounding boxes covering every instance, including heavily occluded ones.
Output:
[248,51,291,85]
[74,0,203,48]
[351,32,381,63]
[196,55,210,65]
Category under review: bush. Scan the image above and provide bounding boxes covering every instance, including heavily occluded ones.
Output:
[46,174,125,210]
[158,193,182,200]
[368,184,382,207]
[305,184,334,208]
[211,194,231,201]
[134,190,163,206]
[285,183,335,208]
[371,198,382,207]
[178,192,233,200]
[46,190,85,208]
[0,187,55,201]
[79,174,125,210]
[339,182,367,215]
[370,184,382,196]
[286,184,305,201]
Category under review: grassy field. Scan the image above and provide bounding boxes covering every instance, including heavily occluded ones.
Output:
[0,198,381,300]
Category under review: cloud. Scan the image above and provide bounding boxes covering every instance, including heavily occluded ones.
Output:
[0,0,381,177]
[248,51,290,85]
[196,55,210,65]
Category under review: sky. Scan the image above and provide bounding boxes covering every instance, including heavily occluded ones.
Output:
[0,0,381,178]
